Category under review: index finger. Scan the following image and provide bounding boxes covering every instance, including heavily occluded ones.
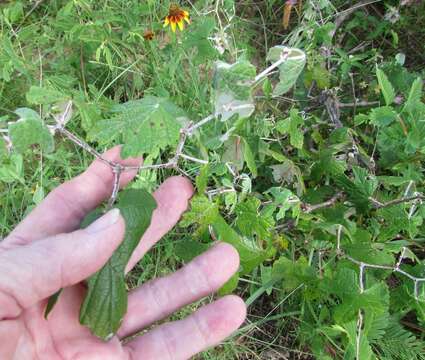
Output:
[3,146,142,247]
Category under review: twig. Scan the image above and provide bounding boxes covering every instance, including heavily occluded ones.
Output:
[107,165,123,209]
[179,153,208,164]
[369,194,424,209]
[302,192,344,213]
[58,128,115,167]
[254,50,290,83]
[339,100,380,108]
[338,228,425,302]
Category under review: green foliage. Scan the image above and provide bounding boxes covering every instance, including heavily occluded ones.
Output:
[89,96,187,158]
[79,189,156,340]
[8,109,54,153]
[376,68,396,106]
[2,0,425,357]
[213,60,256,121]
[276,108,305,149]
[266,46,306,96]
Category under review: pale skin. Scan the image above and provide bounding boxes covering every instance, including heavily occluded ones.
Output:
[0,147,246,359]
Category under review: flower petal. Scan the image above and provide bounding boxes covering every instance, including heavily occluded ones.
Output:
[171,21,177,32]
[184,15,191,24]
[163,17,170,27]
[177,20,184,31]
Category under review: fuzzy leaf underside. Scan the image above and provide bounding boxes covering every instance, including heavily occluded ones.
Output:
[267,46,306,96]
[213,60,256,121]
[8,108,54,153]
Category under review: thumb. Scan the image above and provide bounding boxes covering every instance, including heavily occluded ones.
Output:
[0,209,125,318]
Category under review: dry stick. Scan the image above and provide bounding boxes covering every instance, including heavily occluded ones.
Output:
[302,192,344,213]
[107,165,123,209]
[59,128,115,167]
[369,194,424,209]
[254,50,290,83]
[338,229,425,300]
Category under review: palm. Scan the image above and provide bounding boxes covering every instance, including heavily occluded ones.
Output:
[0,147,245,360]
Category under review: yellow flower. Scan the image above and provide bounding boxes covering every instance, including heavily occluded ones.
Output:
[163,4,190,32]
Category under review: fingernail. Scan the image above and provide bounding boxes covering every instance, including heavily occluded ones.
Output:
[86,208,121,234]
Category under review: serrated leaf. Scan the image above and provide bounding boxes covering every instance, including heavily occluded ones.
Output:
[213,215,273,274]
[369,106,397,127]
[272,256,317,290]
[376,68,396,106]
[180,195,220,234]
[334,166,377,213]
[79,189,156,340]
[182,17,217,64]
[26,86,66,105]
[8,109,54,153]
[89,96,187,158]
[235,197,274,239]
[333,283,389,323]
[334,320,374,360]
[267,46,306,96]
[195,164,210,193]
[403,77,423,116]
[213,60,256,121]
[277,108,304,149]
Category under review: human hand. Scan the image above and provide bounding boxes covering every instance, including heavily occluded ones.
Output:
[0,147,246,359]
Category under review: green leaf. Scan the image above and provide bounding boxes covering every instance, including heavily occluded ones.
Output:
[0,137,7,159]
[89,96,187,158]
[218,272,239,296]
[334,166,377,213]
[8,108,54,153]
[180,195,220,234]
[213,215,273,274]
[272,256,317,291]
[79,189,156,340]
[333,320,374,360]
[369,106,397,127]
[235,197,274,239]
[403,77,423,115]
[175,239,210,262]
[26,86,66,105]
[277,108,304,149]
[333,283,389,323]
[376,68,396,106]
[182,17,217,64]
[266,46,306,96]
[44,289,63,319]
[241,137,257,177]
[213,60,256,121]
[195,164,210,193]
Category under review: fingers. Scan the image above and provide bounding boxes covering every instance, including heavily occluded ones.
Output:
[4,146,141,247]
[125,176,194,273]
[0,209,125,318]
[125,296,246,360]
[118,243,240,338]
